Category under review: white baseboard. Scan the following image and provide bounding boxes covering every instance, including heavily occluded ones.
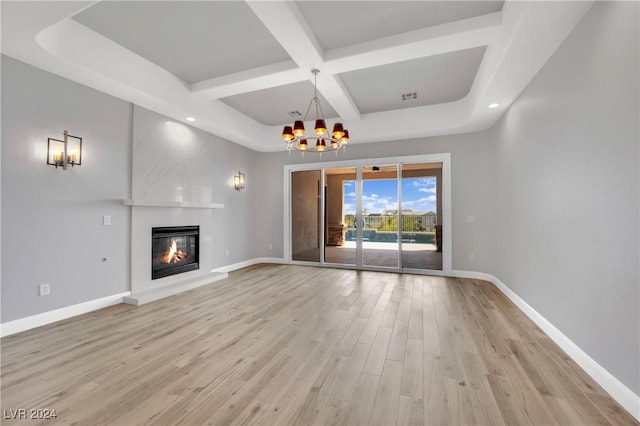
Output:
[451,269,640,422]
[0,258,287,337]
[212,257,286,273]
[0,291,131,338]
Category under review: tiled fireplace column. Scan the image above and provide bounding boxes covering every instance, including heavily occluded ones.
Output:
[125,106,228,305]
[123,200,227,305]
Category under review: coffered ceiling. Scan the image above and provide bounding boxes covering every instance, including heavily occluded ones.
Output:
[1,1,593,152]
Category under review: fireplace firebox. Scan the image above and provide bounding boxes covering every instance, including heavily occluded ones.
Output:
[151,226,199,279]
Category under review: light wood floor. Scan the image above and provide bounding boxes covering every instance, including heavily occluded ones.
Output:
[1,264,636,425]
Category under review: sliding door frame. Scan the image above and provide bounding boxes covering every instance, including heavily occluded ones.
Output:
[283,153,452,275]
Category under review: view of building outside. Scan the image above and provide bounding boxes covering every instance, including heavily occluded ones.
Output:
[343,177,437,242]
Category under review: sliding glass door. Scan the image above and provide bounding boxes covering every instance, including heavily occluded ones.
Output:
[291,170,321,262]
[324,167,356,266]
[400,163,443,271]
[320,164,400,269]
[362,164,399,268]
[287,155,449,273]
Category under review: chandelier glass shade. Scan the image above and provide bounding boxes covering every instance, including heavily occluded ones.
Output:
[282,69,349,153]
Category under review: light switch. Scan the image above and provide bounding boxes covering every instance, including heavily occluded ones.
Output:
[103,215,112,226]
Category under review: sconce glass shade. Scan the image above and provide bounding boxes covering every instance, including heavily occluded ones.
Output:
[47,131,82,170]
[234,171,246,191]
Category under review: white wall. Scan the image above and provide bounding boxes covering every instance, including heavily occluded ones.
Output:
[1,56,132,322]
[490,1,639,395]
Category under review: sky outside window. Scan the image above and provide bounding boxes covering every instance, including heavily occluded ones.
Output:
[343,177,437,214]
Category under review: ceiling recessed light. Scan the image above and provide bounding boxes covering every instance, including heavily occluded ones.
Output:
[488,103,500,109]
[185,116,196,122]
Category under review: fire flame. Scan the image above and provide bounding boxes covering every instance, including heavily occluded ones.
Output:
[162,239,187,263]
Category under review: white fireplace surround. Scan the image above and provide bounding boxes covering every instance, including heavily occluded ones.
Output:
[125,202,227,305]
[125,106,228,304]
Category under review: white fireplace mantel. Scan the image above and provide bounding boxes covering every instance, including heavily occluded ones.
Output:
[123,199,224,209]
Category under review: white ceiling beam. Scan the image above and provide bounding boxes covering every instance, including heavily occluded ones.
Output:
[315,72,360,122]
[32,17,268,150]
[323,12,502,74]
[245,1,323,70]
[190,60,307,98]
[466,1,593,125]
[191,10,500,103]
[3,1,595,152]
[246,0,361,120]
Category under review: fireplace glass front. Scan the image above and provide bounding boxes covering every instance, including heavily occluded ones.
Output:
[151,226,199,279]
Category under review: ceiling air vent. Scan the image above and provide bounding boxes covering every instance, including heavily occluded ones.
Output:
[287,110,302,117]
[401,92,417,101]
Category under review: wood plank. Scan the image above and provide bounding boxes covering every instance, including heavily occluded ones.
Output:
[344,373,381,426]
[400,338,423,399]
[370,359,404,426]
[0,264,635,426]
[397,395,424,426]
[386,275,412,361]
[362,327,393,376]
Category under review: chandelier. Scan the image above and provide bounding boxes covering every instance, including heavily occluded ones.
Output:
[282,69,349,153]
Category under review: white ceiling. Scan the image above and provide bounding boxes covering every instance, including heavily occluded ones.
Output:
[1,1,594,152]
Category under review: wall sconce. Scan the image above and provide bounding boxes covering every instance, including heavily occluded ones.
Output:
[234,171,245,191]
[47,130,82,170]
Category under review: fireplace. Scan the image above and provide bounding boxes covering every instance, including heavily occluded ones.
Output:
[151,226,199,279]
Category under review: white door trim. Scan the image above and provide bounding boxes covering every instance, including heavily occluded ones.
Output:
[283,153,452,275]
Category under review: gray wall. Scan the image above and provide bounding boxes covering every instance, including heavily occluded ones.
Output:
[1,55,132,322]
[1,57,259,322]
[253,131,497,273]
[490,1,639,394]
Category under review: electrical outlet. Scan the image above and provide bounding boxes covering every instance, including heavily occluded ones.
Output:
[103,215,112,226]
[225,249,229,256]
[469,254,476,262]
[268,244,273,250]
[39,283,51,296]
